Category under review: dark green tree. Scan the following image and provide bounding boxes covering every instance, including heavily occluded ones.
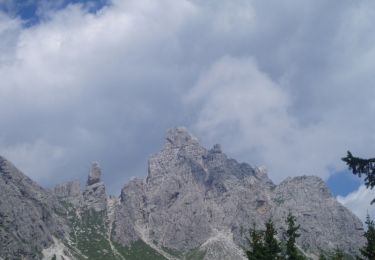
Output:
[357,214,375,260]
[318,252,327,260]
[343,152,375,259]
[285,212,305,260]
[246,223,266,260]
[331,248,344,260]
[342,151,375,204]
[264,218,282,260]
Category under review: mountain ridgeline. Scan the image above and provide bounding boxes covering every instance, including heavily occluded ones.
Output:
[0,127,365,259]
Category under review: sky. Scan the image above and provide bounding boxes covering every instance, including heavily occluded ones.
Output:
[1,0,375,221]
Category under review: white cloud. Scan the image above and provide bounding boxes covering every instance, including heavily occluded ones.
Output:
[186,56,357,182]
[338,185,375,222]
[186,57,296,179]
[183,1,375,183]
[1,0,375,194]
[0,0,198,187]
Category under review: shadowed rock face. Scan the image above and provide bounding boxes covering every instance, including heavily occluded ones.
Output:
[0,127,366,259]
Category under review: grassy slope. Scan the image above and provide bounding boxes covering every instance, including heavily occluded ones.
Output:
[59,201,167,260]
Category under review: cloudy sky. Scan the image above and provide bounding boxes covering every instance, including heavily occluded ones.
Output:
[1,0,375,220]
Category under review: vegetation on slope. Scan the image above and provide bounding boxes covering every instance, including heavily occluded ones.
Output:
[59,201,166,260]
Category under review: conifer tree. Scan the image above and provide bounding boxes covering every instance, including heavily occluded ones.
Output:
[318,252,327,260]
[285,212,305,260]
[331,248,344,260]
[246,223,266,260]
[342,151,375,204]
[264,218,282,260]
[357,214,375,260]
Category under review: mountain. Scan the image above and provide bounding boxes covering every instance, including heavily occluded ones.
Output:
[0,127,365,260]
[0,156,68,259]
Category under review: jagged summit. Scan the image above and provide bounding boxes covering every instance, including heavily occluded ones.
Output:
[0,155,44,189]
[116,128,364,258]
[277,175,333,199]
[0,127,367,259]
[164,127,200,149]
[150,127,264,184]
[83,161,107,212]
[53,162,107,212]
[210,144,222,153]
[87,161,102,186]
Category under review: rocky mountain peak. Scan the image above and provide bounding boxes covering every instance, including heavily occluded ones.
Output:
[0,156,43,189]
[87,161,102,186]
[83,161,107,212]
[210,144,222,153]
[279,175,328,191]
[277,175,333,199]
[164,127,200,149]
[0,128,367,259]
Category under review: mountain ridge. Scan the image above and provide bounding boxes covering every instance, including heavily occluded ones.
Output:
[0,127,365,259]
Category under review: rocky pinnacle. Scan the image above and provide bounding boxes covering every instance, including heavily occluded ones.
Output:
[87,161,102,186]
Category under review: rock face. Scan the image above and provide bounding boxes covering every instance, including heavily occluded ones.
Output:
[87,161,102,186]
[0,127,367,260]
[53,162,108,212]
[54,179,82,205]
[54,179,81,198]
[0,156,69,260]
[271,176,364,256]
[113,127,365,259]
[82,162,108,212]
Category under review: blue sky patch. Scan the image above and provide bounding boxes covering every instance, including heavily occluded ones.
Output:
[0,0,109,27]
[326,170,362,197]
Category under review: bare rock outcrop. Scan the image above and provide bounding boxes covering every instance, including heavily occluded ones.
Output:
[0,156,68,259]
[113,127,365,258]
[54,179,82,206]
[271,176,365,255]
[82,162,107,212]
[87,161,102,186]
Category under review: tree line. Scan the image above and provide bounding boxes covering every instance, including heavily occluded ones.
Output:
[245,212,304,260]
[244,211,375,260]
